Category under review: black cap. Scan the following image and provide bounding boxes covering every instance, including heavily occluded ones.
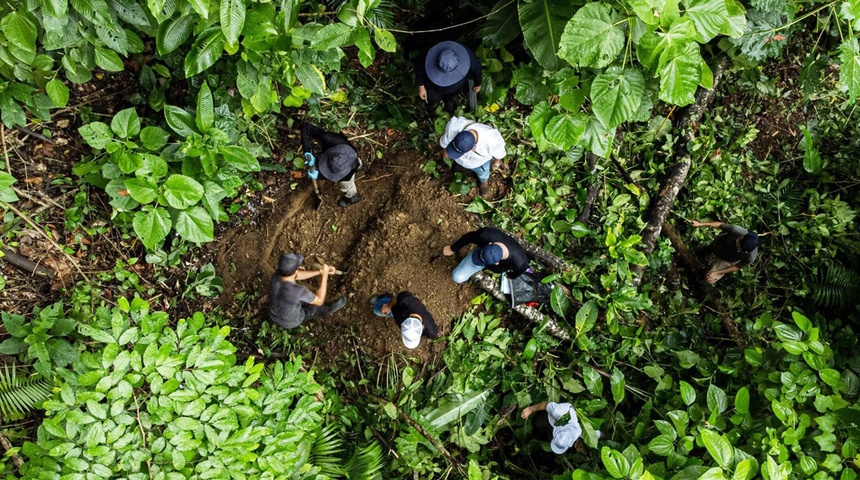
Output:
[277,253,303,276]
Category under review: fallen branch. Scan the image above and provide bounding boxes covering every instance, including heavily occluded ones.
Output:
[1,248,55,278]
[367,394,459,467]
[473,271,571,341]
[574,153,602,225]
[499,230,572,273]
[632,57,729,286]
[0,430,24,468]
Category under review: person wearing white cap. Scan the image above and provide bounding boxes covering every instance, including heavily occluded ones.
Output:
[369,291,439,349]
[521,401,600,454]
[416,41,482,114]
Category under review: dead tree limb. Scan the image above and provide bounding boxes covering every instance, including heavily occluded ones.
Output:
[473,271,571,341]
[632,57,730,286]
[0,431,24,469]
[575,153,601,225]
[367,394,459,467]
[499,230,572,273]
[0,248,55,278]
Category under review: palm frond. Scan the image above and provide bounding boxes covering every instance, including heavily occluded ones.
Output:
[812,261,860,309]
[311,424,346,477]
[0,365,52,420]
[344,440,384,480]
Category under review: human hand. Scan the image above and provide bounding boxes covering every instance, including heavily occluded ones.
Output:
[304,152,316,167]
[418,86,427,101]
[327,265,338,274]
[307,169,319,180]
[690,220,703,227]
[705,271,719,284]
[472,85,481,93]
[443,246,454,256]
[521,407,533,420]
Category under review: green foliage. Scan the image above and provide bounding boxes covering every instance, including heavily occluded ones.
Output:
[0,365,52,421]
[0,303,79,380]
[811,262,860,309]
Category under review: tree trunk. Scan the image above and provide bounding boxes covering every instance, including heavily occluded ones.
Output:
[632,57,730,286]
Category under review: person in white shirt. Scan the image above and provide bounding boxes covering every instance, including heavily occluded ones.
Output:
[439,116,506,197]
[521,401,600,454]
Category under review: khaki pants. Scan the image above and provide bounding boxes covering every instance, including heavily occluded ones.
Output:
[708,259,738,284]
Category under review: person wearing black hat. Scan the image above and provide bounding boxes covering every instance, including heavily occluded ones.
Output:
[416,41,482,114]
[269,253,347,329]
[439,116,507,197]
[690,220,760,284]
[443,227,529,284]
[300,122,362,207]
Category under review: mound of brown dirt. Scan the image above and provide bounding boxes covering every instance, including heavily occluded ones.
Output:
[216,151,482,362]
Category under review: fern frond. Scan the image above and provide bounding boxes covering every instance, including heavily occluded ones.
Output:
[344,440,384,480]
[812,262,860,309]
[0,365,52,420]
[311,424,345,477]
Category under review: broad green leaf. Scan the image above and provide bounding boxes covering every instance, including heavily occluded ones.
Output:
[521,338,538,360]
[423,389,491,429]
[636,18,697,70]
[820,369,842,388]
[0,172,16,191]
[164,105,197,137]
[558,3,625,69]
[94,48,124,72]
[95,25,129,56]
[657,41,701,106]
[221,146,260,172]
[841,39,860,102]
[220,0,246,46]
[579,115,614,157]
[79,122,114,149]
[138,153,168,179]
[111,108,141,139]
[601,447,630,479]
[682,0,730,43]
[610,367,625,405]
[202,181,228,222]
[46,79,70,108]
[550,285,570,317]
[196,83,214,131]
[648,434,675,456]
[373,26,396,52]
[189,0,209,18]
[591,67,645,129]
[528,101,554,152]
[133,206,172,249]
[115,149,143,173]
[353,27,375,68]
[518,0,575,70]
[700,467,726,480]
[184,27,226,78]
[700,429,733,468]
[125,178,159,204]
[544,113,587,151]
[312,23,354,50]
[72,0,112,26]
[792,311,813,332]
[734,458,755,480]
[140,126,170,150]
[45,0,68,17]
[113,0,150,28]
[723,0,746,37]
[575,299,598,337]
[174,206,214,243]
[734,386,750,414]
[157,14,195,56]
[679,380,696,405]
[1,12,37,65]
[707,384,728,413]
[481,0,520,48]
[294,62,326,95]
[163,174,204,209]
[627,0,665,25]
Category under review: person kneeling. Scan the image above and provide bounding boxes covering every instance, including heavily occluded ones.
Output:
[370,291,439,349]
[269,253,346,329]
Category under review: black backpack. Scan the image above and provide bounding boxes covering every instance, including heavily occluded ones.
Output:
[509,271,553,306]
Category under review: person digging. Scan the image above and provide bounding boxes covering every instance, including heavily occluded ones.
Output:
[269,253,346,330]
[416,40,482,114]
[521,401,601,455]
[443,227,528,284]
[439,116,507,198]
[689,220,759,284]
[300,121,362,207]
[369,291,439,349]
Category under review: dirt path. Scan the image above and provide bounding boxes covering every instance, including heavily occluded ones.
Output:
[216,151,482,362]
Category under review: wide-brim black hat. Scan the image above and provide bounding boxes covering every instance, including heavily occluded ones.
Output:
[318,144,359,181]
[425,41,470,87]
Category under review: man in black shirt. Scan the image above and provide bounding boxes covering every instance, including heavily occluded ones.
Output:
[370,291,439,349]
[416,41,482,114]
[269,253,346,329]
[300,122,362,207]
[443,227,529,284]
[690,220,759,284]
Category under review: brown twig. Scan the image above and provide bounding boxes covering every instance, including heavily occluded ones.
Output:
[1,248,55,278]
[0,200,91,282]
[16,126,54,144]
[0,430,24,468]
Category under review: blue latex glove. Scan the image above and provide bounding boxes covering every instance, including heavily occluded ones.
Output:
[304,152,316,167]
[307,169,319,180]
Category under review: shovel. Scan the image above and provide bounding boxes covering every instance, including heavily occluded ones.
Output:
[307,163,323,210]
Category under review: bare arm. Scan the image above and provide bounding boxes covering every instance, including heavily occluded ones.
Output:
[294,269,322,281]
[690,220,725,228]
[309,265,335,306]
[706,264,741,283]
[521,401,548,420]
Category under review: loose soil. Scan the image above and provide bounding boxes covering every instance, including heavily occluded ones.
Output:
[216,151,483,363]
